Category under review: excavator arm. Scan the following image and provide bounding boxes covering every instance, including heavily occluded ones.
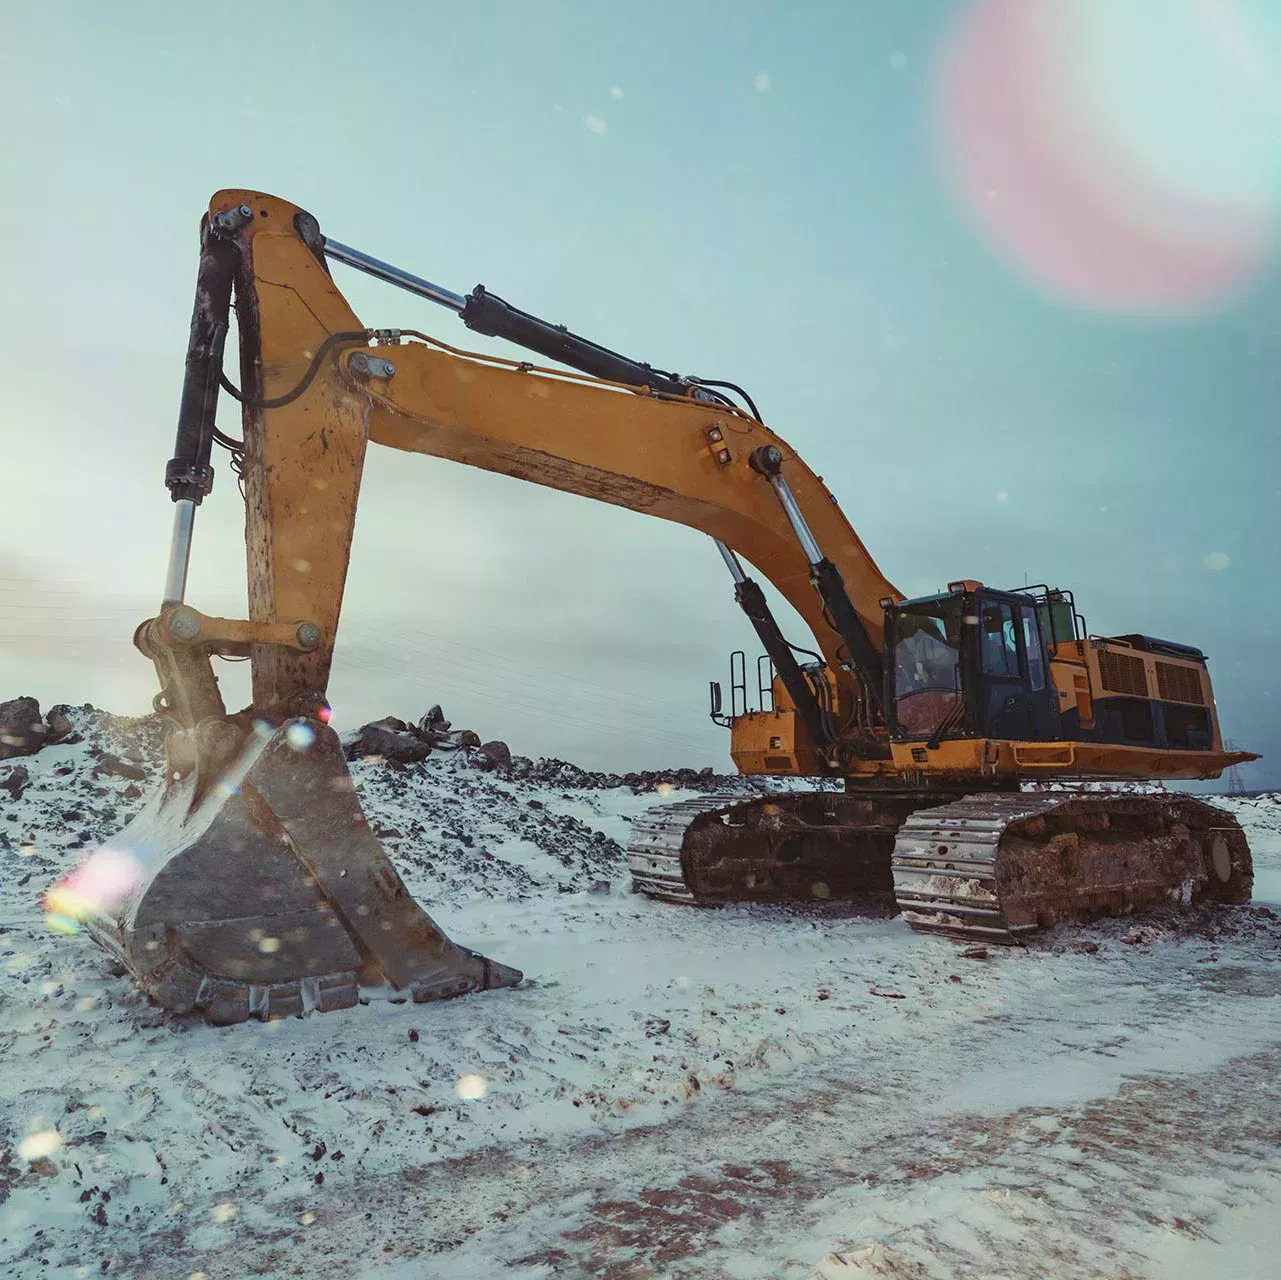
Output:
[66,190,899,1024]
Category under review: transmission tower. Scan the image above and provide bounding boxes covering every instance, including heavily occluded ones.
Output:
[1224,740,1247,797]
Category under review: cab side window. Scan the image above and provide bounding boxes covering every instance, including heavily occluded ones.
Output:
[981,602,1019,677]
[1020,606,1046,691]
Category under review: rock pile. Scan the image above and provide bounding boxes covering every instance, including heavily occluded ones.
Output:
[0,705,166,860]
[509,756,730,795]
[341,704,772,797]
[341,704,513,771]
[0,696,82,761]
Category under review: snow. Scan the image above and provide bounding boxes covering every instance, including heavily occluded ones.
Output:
[1216,794,1281,907]
[2,713,1280,1277]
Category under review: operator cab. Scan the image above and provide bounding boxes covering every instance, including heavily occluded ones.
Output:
[884,583,1222,753]
[885,583,1062,744]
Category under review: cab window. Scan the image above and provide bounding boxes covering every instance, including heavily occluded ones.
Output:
[891,598,965,737]
[1020,606,1046,691]
[981,602,1019,677]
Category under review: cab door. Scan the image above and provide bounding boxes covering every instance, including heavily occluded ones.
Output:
[1018,604,1062,740]
[976,598,1033,740]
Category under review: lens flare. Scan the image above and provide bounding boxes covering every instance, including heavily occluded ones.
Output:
[456,1073,487,1100]
[43,847,143,929]
[938,0,1281,311]
[18,1129,63,1160]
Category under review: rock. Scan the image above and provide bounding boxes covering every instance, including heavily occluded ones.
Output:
[417,705,450,736]
[474,740,512,770]
[93,753,149,782]
[345,724,432,765]
[0,696,47,760]
[370,716,410,734]
[457,730,482,749]
[44,705,78,744]
[1,763,30,802]
[960,946,990,960]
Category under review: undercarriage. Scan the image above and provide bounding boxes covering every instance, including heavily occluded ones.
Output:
[627,788,1253,942]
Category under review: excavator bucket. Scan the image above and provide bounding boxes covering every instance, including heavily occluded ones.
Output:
[56,718,521,1024]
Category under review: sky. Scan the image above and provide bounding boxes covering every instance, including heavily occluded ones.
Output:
[1,0,1279,786]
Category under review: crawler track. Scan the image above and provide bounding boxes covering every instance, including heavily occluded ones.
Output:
[627,797,727,903]
[628,790,926,907]
[892,792,1252,942]
[629,789,1253,941]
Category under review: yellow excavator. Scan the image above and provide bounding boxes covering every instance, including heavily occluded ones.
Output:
[68,190,1257,1023]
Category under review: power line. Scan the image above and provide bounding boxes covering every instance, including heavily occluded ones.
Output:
[1,582,726,763]
[339,617,710,727]
[335,641,714,759]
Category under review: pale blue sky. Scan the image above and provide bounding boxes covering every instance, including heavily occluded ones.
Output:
[1,1,1277,785]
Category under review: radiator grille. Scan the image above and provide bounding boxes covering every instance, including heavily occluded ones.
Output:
[1156,661,1205,705]
[1098,648,1149,697]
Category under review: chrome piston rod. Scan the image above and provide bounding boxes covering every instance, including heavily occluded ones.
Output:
[765,473,825,566]
[714,539,747,585]
[747,444,884,705]
[162,498,196,605]
[322,238,466,312]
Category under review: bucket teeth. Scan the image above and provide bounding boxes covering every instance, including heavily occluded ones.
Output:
[77,717,520,1024]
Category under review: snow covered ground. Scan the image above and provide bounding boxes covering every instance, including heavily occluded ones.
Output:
[2,711,1279,1278]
